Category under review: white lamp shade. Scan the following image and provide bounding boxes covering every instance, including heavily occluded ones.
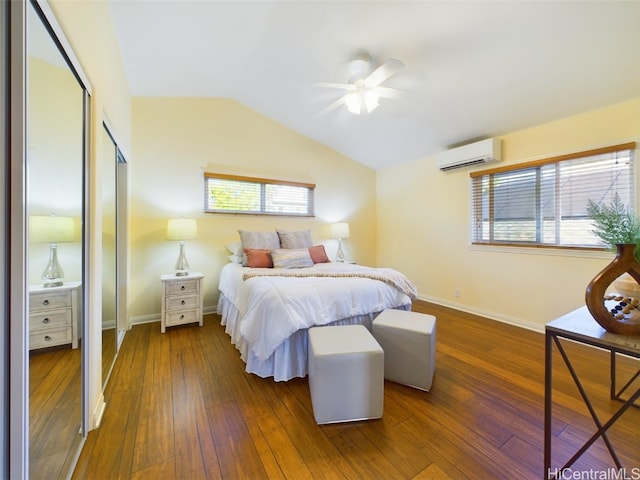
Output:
[330,222,350,239]
[29,215,76,243]
[167,218,198,241]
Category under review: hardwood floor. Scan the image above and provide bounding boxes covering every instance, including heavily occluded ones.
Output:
[30,345,82,479]
[72,301,639,479]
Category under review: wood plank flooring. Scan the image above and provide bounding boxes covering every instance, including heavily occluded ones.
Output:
[30,345,82,479]
[72,301,640,479]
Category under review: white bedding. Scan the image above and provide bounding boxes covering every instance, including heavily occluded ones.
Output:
[217,262,415,381]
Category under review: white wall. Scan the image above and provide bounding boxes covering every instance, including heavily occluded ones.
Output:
[377,98,640,331]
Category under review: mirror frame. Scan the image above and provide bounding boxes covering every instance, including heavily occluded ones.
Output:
[8,0,92,477]
[1,1,10,477]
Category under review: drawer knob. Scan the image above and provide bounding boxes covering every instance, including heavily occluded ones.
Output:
[180,285,186,290]
[42,317,49,324]
[181,300,186,305]
[179,314,185,319]
[44,335,52,341]
[43,299,49,306]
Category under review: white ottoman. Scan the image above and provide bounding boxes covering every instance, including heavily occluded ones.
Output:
[372,309,436,391]
[308,325,384,424]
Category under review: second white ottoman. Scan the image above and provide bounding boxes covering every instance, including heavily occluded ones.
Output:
[308,325,384,424]
[372,309,436,391]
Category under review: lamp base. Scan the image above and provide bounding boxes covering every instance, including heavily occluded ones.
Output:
[336,238,345,263]
[175,241,190,276]
[42,243,64,288]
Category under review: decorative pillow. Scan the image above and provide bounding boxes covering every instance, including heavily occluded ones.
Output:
[271,248,314,269]
[238,230,280,265]
[277,229,313,249]
[243,248,273,268]
[308,245,330,264]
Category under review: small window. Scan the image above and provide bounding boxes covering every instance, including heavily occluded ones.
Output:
[204,173,315,216]
[470,142,636,250]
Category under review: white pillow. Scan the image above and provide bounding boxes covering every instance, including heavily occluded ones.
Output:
[224,241,243,263]
[271,248,314,269]
[225,241,242,256]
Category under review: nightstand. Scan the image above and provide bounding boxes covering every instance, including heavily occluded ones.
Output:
[160,272,204,333]
[29,282,81,350]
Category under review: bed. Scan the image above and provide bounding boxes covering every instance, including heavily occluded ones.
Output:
[217,261,417,381]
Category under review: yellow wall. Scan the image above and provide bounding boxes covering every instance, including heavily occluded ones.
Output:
[377,98,640,331]
[28,57,83,285]
[129,97,377,320]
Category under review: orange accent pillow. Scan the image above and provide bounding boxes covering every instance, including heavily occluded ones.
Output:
[308,245,330,264]
[243,248,273,268]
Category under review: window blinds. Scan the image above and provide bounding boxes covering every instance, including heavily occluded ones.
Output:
[470,143,636,249]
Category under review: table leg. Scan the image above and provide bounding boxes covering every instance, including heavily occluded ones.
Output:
[544,330,553,479]
[553,336,623,469]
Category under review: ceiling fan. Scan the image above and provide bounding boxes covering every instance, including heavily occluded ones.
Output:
[316,51,405,115]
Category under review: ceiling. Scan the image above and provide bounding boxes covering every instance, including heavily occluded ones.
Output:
[108,1,640,170]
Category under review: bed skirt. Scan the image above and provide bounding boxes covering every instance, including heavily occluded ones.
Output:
[217,293,410,381]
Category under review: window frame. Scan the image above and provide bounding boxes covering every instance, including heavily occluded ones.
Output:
[204,172,316,217]
[469,142,637,252]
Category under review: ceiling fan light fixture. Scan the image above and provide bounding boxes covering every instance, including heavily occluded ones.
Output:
[363,89,379,113]
[345,89,379,115]
[345,91,362,115]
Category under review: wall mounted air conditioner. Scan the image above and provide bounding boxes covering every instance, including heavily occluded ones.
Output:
[437,138,502,171]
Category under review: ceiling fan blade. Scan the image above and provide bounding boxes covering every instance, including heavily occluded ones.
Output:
[375,86,403,99]
[364,58,404,88]
[316,95,346,117]
[313,82,357,91]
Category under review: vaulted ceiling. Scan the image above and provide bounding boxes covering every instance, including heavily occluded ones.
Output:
[108,1,640,170]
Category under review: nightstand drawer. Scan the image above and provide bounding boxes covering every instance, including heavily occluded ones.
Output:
[29,290,71,312]
[166,279,199,296]
[165,294,198,311]
[165,308,200,326]
[29,309,71,330]
[29,326,72,349]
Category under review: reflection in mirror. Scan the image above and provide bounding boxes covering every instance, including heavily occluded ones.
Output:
[102,124,117,387]
[27,1,85,477]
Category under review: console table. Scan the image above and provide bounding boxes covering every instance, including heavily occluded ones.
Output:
[544,306,640,478]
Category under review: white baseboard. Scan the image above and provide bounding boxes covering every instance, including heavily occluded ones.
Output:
[418,294,545,334]
[129,313,160,326]
[129,305,218,327]
[92,393,106,430]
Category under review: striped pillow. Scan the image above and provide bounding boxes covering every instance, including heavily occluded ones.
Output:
[271,248,314,269]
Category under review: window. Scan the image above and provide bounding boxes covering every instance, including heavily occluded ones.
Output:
[204,173,315,216]
[470,142,636,249]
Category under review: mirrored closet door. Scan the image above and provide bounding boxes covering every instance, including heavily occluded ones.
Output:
[102,125,117,386]
[26,0,90,477]
[102,122,127,387]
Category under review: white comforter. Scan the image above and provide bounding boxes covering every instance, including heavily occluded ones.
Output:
[218,262,415,364]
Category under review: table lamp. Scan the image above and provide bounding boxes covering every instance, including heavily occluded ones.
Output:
[330,222,350,262]
[167,218,198,276]
[29,214,76,287]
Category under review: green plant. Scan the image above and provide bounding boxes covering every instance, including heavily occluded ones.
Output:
[587,193,640,260]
